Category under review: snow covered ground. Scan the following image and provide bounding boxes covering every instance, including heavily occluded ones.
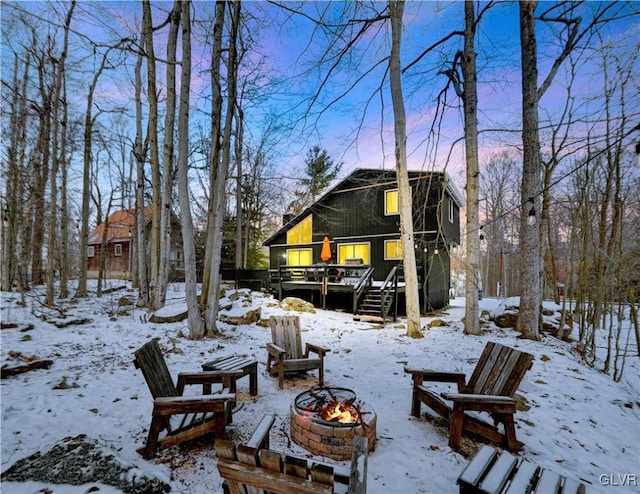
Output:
[1,282,638,493]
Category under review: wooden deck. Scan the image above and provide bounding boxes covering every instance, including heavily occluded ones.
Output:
[269,264,405,320]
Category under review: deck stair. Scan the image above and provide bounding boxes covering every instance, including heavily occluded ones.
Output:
[354,287,394,322]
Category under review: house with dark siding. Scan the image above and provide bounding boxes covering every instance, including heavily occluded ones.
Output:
[263,168,463,318]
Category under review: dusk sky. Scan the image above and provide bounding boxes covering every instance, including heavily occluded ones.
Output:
[2,1,638,191]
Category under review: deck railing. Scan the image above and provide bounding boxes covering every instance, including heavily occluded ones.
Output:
[352,266,374,314]
[379,265,399,321]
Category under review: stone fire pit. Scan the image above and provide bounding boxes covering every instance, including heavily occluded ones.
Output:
[290,386,377,461]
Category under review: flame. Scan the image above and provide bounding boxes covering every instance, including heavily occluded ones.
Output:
[320,400,359,424]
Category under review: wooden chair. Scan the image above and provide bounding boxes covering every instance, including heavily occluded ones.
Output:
[134,338,238,459]
[267,315,329,389]
[215,414,368,494]
[405,341,534,452]
[458,445,593,494]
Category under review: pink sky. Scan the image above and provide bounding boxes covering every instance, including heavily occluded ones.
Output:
[4,1,636,198]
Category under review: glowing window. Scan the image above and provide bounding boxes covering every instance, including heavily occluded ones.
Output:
[286,248,313,266]
[385,239,403,260]
[287,215,312,244]
[337,243,370,264]
[385,189,399,215]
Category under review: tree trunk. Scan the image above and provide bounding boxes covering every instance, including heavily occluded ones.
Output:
[75,45,115,298]
[97,198,113,297]
[462,0,481,335]
[142,0,161,304]
[59,74,70,299]
[134,34,149,307]
[176,0,204,339]
[517,0,542,340]
[154,2,181,310]
[235,105,244,270]
[3,52,30,292]
[388,0,421,338]
[205,1,241,335]
[14,52,31,295]
[45,1,74,306]
[31,57,52,287]
[201,0,225,303]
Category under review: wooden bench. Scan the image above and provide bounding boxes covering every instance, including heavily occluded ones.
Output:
[215,414,367,494]
[458,445,596,493]
[405,341,534,452]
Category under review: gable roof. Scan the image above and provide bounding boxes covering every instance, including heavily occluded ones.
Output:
[263,168,464,246]
[88,207,153,245]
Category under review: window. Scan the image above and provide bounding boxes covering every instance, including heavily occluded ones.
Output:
[385,189,399,215]
[449,197,454,223]
[87,246,95,257]
[384,239,403,260]
[114,244,123,256]
[286,248,313,266]
[337,243,370,264]
[287,215,312,244]
[385,187,412,215]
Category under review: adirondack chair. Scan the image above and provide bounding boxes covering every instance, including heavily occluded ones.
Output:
[458,445,594,494]
[134,338,238,459]
[215,414,368,494]
[267,315,329,389]
[405,341,534,452]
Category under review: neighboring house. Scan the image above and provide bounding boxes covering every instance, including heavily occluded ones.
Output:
[263,168,463,316]
[87,207,184,281]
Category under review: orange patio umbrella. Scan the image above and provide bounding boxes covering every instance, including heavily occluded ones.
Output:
[320,236,332,262]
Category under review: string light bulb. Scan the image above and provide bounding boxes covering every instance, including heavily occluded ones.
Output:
[527,207,536,226]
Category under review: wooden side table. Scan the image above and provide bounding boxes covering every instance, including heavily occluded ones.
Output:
[202,355,258,396]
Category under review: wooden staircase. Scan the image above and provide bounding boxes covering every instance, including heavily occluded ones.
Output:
[354,287,395,322]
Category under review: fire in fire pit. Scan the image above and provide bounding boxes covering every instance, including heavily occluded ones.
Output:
[290,386,376,460]
[320,399,359,424]
[295,387,362,425]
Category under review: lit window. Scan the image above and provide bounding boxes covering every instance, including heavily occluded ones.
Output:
[87,246,95,257]
[385,189,399,215]
[337,243,370,264]
[114,244,123,256]
[385,239,403,260]
[287,215,312,244]
[286,249,313,266]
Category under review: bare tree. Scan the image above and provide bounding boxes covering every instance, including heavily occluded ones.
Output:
[517,0,543,340]
[133,40,149,307]
[75,40,127,298]
[200,0,225,307]
[517,0,625,339]
[460,0,481,335]
[142,0,161,305]
[2,46,31,293]
[388,1,421,338]
[235,103,244,270]
[154,2,181,310]
[176,0,204,339]
[479,151,521,298]
[204,1,241,334]
[45,1,75,306]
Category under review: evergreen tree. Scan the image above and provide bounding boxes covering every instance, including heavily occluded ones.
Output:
[290,146,342,213]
